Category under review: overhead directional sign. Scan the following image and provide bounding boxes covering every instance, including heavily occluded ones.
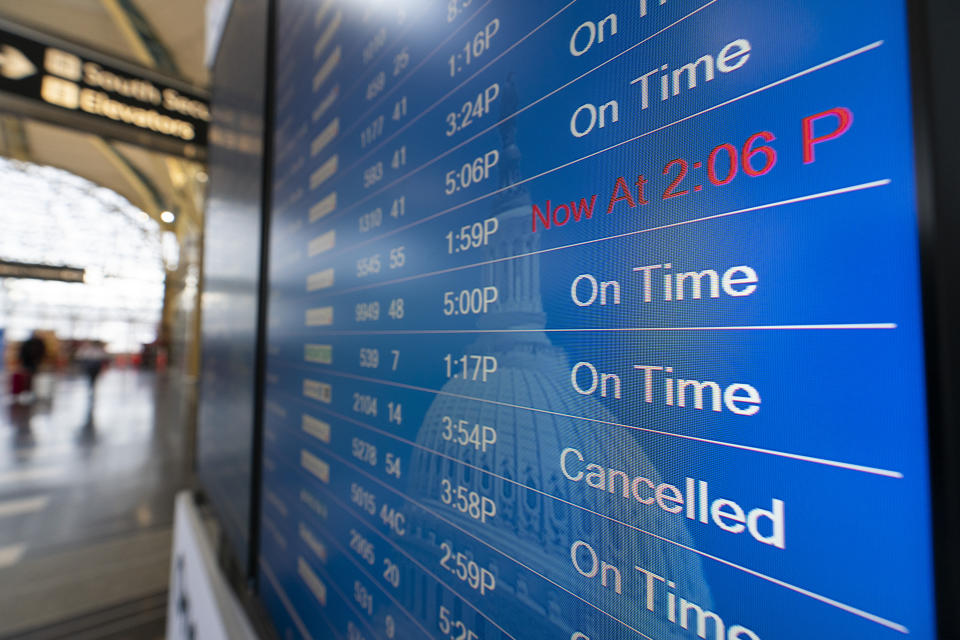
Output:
[0,44,35,80]
[0,260,84,283]
[0,20,209,158]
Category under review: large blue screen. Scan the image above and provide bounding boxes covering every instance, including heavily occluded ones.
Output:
[259,1,937,638]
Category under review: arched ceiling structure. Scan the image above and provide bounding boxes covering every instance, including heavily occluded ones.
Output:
[0,0,210,229]
[0,0,208,86]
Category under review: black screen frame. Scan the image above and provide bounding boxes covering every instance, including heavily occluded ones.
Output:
[911,0,960,635]
[249,0,279,588]
[196,0,274,587]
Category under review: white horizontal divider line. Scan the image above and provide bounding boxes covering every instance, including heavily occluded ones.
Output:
[288,364,904,479]
[637,40,883,137]
[296,323,899,337]
[329,179,892,298]
[293,400,908,634]
[313,40,886,263]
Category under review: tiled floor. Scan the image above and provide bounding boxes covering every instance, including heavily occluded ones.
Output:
[0,368,190,638]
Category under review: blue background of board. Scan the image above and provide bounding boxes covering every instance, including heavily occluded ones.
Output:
[259,1,937,638]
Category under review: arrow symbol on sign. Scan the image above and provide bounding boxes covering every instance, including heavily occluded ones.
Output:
[0,45,36,80]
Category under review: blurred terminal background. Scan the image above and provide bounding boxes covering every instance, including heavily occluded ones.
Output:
[0,1,233,638]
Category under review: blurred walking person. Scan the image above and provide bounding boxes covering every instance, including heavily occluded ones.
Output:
[75,341,108,396]
[14,331,46,402]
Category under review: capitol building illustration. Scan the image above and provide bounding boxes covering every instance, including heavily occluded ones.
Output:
[406,75,711,640]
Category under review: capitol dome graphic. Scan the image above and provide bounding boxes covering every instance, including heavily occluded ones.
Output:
[405,76,711,639]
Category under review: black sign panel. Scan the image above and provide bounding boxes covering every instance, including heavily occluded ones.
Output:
[0,21,209,157]
[0,260,84,283]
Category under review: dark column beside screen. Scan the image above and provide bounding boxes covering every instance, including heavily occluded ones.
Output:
[197,0,268,571]
[258,2,937,639]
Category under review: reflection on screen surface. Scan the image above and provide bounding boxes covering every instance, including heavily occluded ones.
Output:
[258,2,936,639]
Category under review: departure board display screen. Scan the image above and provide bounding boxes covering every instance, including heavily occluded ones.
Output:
[259,1,937,639]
